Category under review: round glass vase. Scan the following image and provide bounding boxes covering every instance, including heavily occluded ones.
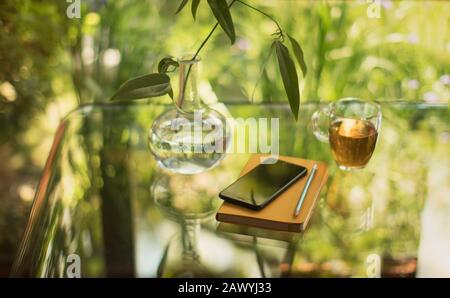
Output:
[149,55,229,174]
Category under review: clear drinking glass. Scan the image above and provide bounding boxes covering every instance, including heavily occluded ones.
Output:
[312,98,382,170]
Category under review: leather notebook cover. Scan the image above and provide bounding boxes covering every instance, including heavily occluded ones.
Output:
[216,154,329,232]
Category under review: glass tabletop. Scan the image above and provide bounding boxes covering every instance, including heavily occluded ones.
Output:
[11,101,450,277]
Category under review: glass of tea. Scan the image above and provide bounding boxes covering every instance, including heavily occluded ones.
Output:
[311,98,381,170]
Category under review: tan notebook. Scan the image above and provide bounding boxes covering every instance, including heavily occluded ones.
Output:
[216,154,329,232]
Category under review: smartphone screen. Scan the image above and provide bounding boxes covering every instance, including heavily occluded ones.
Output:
[219,160,307,210]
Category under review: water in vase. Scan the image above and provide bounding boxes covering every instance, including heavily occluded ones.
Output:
[149,108,228,174]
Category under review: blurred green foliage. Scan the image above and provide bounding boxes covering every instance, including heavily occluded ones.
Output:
[0,0,70,142]
[0,0,449,276]
[1,0,449,122]
[23,0,450,105]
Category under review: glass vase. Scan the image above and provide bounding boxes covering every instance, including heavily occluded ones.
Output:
[149,55,229,174]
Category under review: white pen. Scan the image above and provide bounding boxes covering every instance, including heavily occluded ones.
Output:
[294,163,318,217]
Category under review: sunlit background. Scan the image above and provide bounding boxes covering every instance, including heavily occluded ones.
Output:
[0,0,449,276]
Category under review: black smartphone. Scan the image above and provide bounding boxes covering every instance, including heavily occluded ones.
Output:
[219,160,307,210]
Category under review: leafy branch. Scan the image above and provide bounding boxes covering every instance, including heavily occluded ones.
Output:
[110,0,307,121]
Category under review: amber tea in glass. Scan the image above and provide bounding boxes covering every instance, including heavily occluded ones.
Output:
[312,98,381,170]
[329,119,378,169]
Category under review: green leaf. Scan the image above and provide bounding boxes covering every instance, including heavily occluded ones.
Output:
[110,73,172,101]
[207,0,235,44]
[274,40,300,120]
[158,57,179,73]
[287,34,307,77]
[175,0,189,14]
[192,0,200,20]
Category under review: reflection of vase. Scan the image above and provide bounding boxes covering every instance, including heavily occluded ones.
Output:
[150,171,220,221]
[164,221,217,278]
[150,171,220,277]
[149,55,229,174]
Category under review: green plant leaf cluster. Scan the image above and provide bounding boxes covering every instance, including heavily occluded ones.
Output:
[157,57,179,74]
[110,73,172,101]
[207,0,236,44]
[110,0,307,121]
[274,40,300,120]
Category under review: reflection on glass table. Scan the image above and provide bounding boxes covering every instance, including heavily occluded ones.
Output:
[11,102,450,277]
